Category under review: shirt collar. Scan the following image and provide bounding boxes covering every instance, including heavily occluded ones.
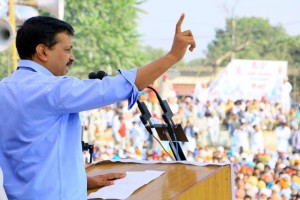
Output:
[18,60,54,77]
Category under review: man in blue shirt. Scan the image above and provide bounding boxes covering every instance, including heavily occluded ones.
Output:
[0,14,195,199]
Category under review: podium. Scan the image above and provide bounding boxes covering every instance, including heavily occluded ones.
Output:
[86,160,233,200]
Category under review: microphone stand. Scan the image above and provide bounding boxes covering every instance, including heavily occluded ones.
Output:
[82,141,94,164]
[137,86,187,161]
[81,126,94,164]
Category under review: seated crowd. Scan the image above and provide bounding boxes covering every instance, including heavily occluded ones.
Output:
[81,88,300,200]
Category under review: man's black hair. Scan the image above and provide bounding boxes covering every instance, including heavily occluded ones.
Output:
[16,16,74,59]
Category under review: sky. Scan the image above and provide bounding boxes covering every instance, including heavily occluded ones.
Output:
[136,0,300,62]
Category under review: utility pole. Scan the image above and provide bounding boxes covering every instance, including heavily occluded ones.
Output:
[8,0,17,70]
[230,18,236,59]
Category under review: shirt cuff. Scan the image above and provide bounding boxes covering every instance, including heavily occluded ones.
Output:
[118,68,139,109]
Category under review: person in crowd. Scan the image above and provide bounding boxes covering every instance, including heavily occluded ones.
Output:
[159,73,174,100]
[118,116,127,149]
[0,14,195,199]
[275,122,292,157]
[181,120,197,154]
[129,120,145,152]
[250,124,265,155]
[280,76,293,115]
[292,124,300,154]
[225,107,237,137]
[111,111,122,144]
[235,177,246,200]
[243,194,252,200]
[206,111,220,146]
[232,122,250,153]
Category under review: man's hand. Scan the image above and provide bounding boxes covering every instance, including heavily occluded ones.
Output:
[87,173,126,190]
[169,13,196,62]
[134,13,196,90]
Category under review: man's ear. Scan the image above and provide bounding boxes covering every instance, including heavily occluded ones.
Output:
[35,44,48,61]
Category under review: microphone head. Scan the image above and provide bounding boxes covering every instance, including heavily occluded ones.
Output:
[88,72,97,79]
[96,71,108,80]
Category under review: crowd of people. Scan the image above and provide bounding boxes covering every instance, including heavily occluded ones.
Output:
[81,81,300,200]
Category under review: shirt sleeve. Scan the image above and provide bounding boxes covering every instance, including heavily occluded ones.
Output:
[118,68,140,109]
[45,68,140,113]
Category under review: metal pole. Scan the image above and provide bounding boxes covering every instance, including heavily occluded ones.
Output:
[8,0,18,71]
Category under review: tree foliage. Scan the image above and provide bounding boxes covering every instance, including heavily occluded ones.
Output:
[0,49,11,79]
[204,17,294,67]
[64,0,146,77]
[284,35,300,67]
[185,58,206,67]
[140,45,186,68]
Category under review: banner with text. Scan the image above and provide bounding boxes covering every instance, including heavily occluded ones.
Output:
[207,59,288,102]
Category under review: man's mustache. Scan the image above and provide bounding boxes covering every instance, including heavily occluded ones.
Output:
[67,61,73,67]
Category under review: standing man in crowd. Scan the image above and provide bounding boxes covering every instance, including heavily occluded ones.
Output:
[159,73,174,99]
[280,76,293,114]
[0,14,195,199]
[292,124,300,153]
[275,121,292,157]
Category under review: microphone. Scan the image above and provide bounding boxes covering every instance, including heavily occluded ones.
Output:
[88,72,97,79]
[96,71,108,79]
[88,70,108,80]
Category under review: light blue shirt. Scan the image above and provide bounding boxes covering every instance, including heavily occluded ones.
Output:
[0,60,139,199]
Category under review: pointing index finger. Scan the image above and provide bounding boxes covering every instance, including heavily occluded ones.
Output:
[176,13,185,33]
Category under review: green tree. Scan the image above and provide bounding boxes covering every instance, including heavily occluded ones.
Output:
[138,45,189,71]
[64,0,146,77]
[285,35,300,67]
[140,45,166,63]
[0,49,12,79]
[185,58,206,67]
[284,35,300,102]
[205,17,290,69]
